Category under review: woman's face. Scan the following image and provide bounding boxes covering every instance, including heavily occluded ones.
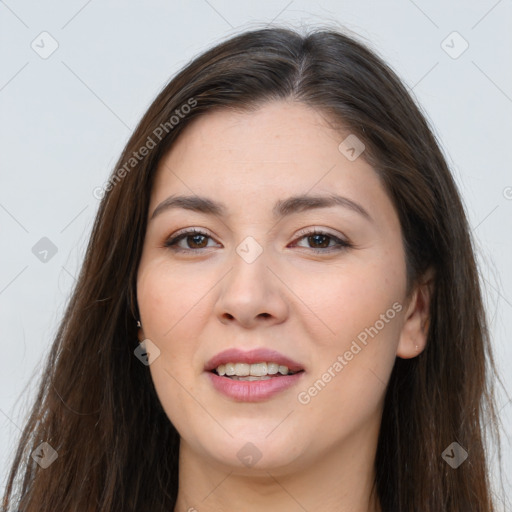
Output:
[136,100,418,474]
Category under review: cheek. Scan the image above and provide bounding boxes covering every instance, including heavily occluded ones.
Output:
[137,264,195,401]
[137,267,200,428]
[291,256,403,436]
[137,259,211,398]
[137,259,208,339]
[288,251,405,347]
[295,313,400,447]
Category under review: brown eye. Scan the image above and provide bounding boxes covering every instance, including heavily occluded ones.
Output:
[164,229,218,252]
[307,233,331,249]
[293,229,351,253]
[185,234,209,249]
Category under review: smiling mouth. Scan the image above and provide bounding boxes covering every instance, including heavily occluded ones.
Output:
[211,361,304,381]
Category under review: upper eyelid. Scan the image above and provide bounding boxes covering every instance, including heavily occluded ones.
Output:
[168,226,344,241]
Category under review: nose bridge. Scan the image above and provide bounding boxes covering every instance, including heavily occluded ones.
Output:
[227,235,271,300]
[215,235,288,326]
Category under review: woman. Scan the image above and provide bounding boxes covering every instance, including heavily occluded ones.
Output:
[2,26,502,511]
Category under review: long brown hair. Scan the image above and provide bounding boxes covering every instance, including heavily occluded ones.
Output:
[2,26,502,511]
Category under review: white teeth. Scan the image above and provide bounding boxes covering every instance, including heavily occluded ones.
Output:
[225,363,236,376]
[267,362,279,375]
[278,365,289,375]
[231,375,272,381]
[234,363,250,376]
[214,361,294,377]
[250,362,267,376]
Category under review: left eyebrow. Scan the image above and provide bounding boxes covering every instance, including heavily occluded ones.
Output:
[150,193,373,223]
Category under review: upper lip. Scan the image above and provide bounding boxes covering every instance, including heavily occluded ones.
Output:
[204,348,305,373]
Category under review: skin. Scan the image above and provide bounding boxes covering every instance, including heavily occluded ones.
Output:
[136,101,433,512]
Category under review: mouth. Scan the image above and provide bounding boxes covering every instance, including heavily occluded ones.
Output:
[204,347,305,374]
[210,362,304,381]
[204,348,305,401]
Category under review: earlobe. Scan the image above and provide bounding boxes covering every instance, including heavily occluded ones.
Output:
[396,268,435,359]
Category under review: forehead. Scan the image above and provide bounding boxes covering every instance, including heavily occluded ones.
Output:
[159,101,346,172]
[150,101,394,227]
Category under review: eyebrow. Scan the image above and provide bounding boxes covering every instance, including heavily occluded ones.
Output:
[150,193,372,222]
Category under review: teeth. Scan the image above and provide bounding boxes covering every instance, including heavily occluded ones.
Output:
[224,363,235,376]
[235,363,250,376]
[231,375,272,381]
[267,362,279,375]
[251,362,267,376]
[214,362,294,377]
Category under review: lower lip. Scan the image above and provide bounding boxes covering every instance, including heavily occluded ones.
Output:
[206,371,305,402]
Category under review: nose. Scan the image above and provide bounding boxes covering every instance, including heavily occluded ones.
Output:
[213,248,289,329]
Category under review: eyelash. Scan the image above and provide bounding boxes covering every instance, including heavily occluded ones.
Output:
[163,228,352,254]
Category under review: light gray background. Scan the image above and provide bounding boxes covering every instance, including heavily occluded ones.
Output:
[1,0,511,506]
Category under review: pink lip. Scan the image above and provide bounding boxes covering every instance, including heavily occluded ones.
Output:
[204,348,305,402]
[206,371,305,402]
[204,348,304,373]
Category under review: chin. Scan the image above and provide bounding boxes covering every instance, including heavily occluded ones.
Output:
[187,428,306,473]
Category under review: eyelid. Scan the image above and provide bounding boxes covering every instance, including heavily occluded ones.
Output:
[163,227,220,251]
[293,226,348,242]
[166,226,346,242]
[169,226,216,240]
[290,227,351,252]
[163,226,352,253]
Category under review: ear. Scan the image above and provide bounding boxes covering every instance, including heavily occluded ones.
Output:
[396,267,435,359]
[137,320,146,343]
